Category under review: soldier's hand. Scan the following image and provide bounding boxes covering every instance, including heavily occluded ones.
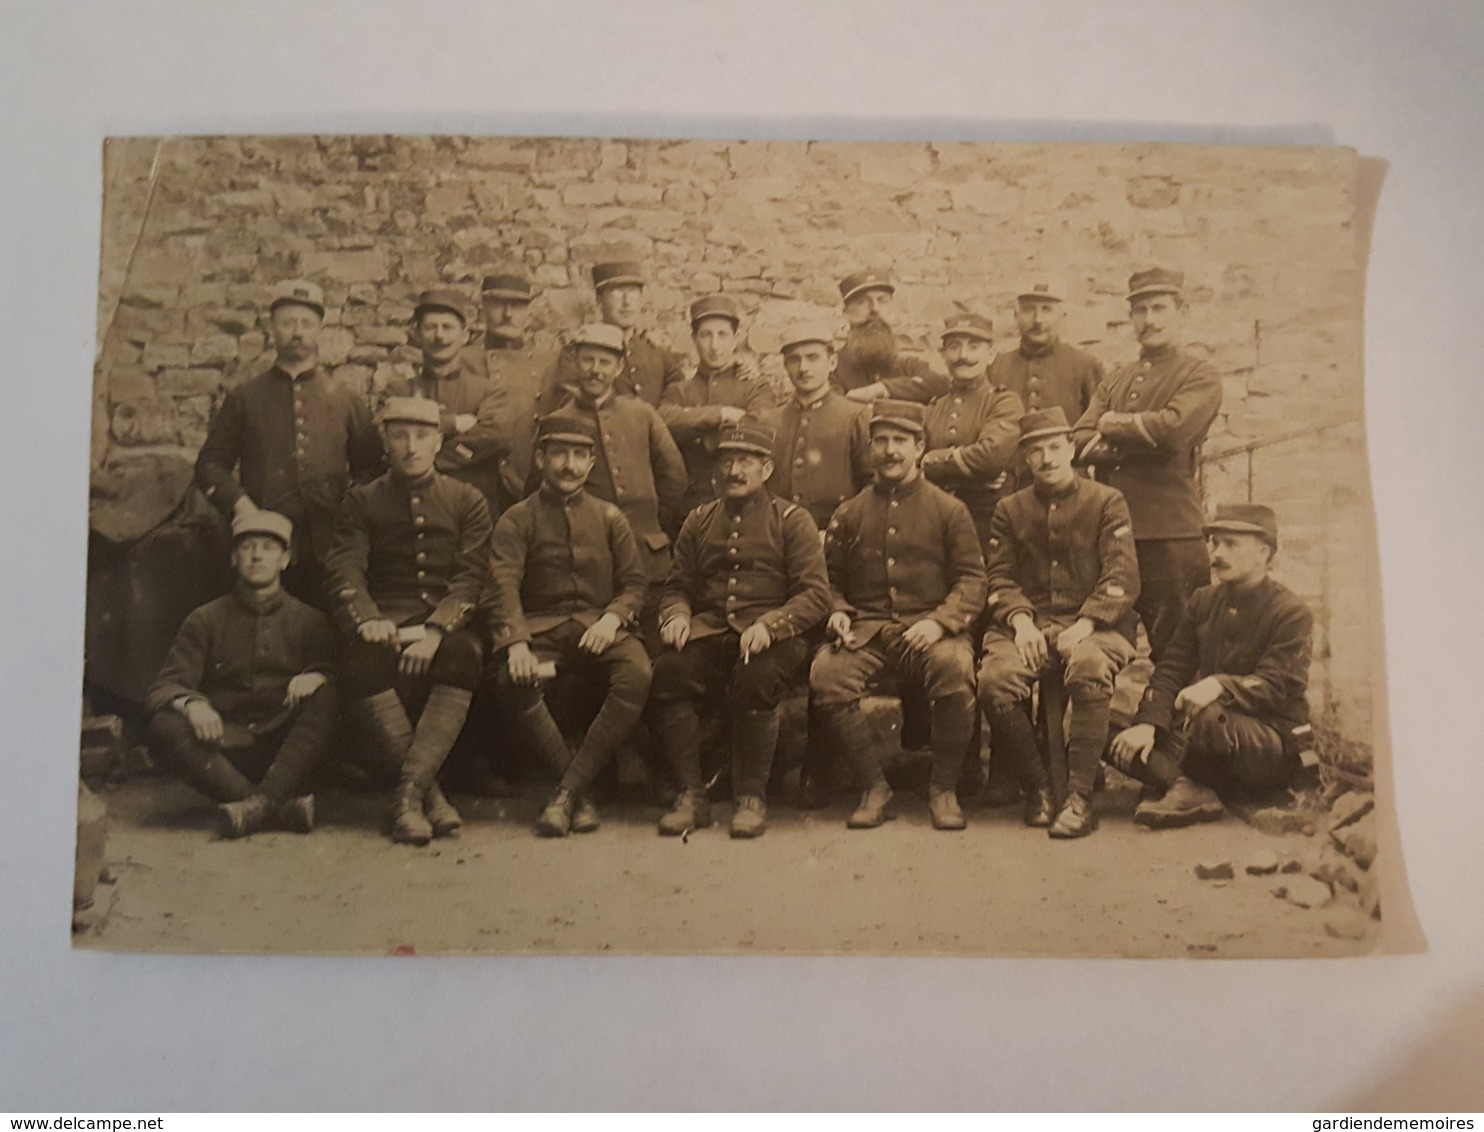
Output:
[845,382,888,404]
[826,611,855,648]
[284,671,327,708]
[902,618,946,653]
[738,622,772,662]
[182,698,225,745]
[358,619,400,646]
[736,354,761,383]
[1011,614,1049,671]
[1055,618,1096,659]
[454,413,477,434]
[1175,676,1225,714]
[398,626,443,679]
[232,496,260,520]
[1110,723,1157,767]
[505,642,542,687]
[659,615,691,652]
[719,405,746,425]
[579,613,623,656]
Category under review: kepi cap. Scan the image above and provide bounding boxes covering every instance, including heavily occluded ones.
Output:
[779,320,837,354]
[941,312,995,344]
[1017,407,1073,445]
[569,322,626,356]
[869,399,925,435]
[380,396,442,428]
[591,261,645,292]
[715,421,775,457]
[268,279,325,318]
[1015,278,1066,304]
[414,287,470,325]
[1203,503,1279,549]
[231,508,293,548]
[1127,267,1185,303]
[536,412,599,448]
[688,293,741,329]
[480,274,532,302]
[838,268,895,304]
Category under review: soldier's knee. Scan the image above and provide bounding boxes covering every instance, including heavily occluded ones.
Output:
[923,641,975,700]
[431,630,484,690]
[1063,646,1118,699]
[807,650,857,706]
[1184,701,1231,749]
[975,657,1028,713]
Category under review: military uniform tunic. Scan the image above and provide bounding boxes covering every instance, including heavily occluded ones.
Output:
[554,328,687,409]
[381,360,511,512]
[469,337,563,507]
[920,376,1025,540]
[832,341,949,404]
[761,390,872,529]
[658,362,778,517]
[987,339,1104,426]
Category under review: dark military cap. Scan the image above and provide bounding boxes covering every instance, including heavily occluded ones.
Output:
[231,508,294,548]
[536,412,599,448]
[414,287,471,324]
[1016,277,1066,304]
[869,399,926,436]
[1017,407,1073,445]
[838,268,895,304]
[1127,267,1185,303]
[941,312,995,344]
[1204,503,1279,549]
[380,396,442,428]
[591,261,645,292]
[268,279,325,318]
[716,421,776,457]
[569,322,626,356]
[480,274,532,302]
[689,293,741,329]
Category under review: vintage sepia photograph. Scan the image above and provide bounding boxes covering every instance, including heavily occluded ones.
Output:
[74,134,1384,957]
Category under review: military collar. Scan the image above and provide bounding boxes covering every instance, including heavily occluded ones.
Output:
[1219,572,1274,599]
[231,581,286,615]
[538,483,587,508]
[391,468,439,492]
[420,360,465,382]
[1018,338,1058,360]
[871,469,925,499]
[1031,472,1082,502]
[793,388,833,411]
[948,372,989,393]
[1139,343,1180,363]
[721,489,770,516]
[270,362,319,383]
[696,361,738,382]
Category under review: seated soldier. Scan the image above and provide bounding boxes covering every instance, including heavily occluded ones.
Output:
[487,412,652,838]
[648,421,831,839]
[977,409,1141,838]
[325,396,493,846]
[1109,503,1316,828]
[144,510,338,838]
[810,401,988,831]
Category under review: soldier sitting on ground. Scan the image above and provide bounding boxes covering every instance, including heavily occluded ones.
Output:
[144,509,338,838]
[325,397,493,847]
[1108,503,1316,829]
[486,412,652,838]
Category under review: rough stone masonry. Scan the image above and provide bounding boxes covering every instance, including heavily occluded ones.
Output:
[90,136,1376,759]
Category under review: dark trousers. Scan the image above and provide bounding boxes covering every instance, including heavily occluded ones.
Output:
[146,684,339,803]
[342,627,484,701]
[1121,702,1302,795]
[1134,537,1211,661]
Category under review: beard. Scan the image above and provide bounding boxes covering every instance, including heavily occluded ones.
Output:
[841,317,898,379]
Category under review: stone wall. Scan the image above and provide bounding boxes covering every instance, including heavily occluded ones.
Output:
[92,135,1374,749]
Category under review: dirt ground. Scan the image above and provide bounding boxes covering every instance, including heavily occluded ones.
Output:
[75,775,1378,958]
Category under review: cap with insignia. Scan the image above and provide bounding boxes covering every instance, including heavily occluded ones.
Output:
[569,322,626,356]
[413,287,470,325]
[688,293,741,329]
[940,312,995,344]
[536,412,599,448]
[231,508,293,548]
[1126,267,1185,303]
[380,396,442,428]
[591,261,645,292]
[715,421,776,456]
[480,274,532,302]
[869,399,926,435]
[1016,407,1073,445]
[779,320,837,354]
[838,268,895,304]
[1016,277,1066,304]
[267,279,325,318]
[1203,502,1279,549]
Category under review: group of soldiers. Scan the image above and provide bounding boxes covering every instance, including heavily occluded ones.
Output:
[143,259,1316,846]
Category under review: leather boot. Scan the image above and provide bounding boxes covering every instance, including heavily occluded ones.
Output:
[658,788,712,836]
[1134,775,1224,829]
[276,795,315,834]
[535,788,575,837]
[847,783,894,829]
[423,781,462,839]
[219,794,272,839]
[570,795,600,834]
[390,777,433,845]
[730,795,768,839]
[1024,787,1056,828]
[927,786,966,831]
[1049,790,1098,838]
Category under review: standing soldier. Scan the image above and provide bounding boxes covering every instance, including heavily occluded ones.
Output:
[810,401,988,831]
[1110,504,1315,828]
[196,278,382,606]
[658,294,778,518]
[487,412,652,838]
[1071,268,1222,660]
[977,409,1141,838]
[921,313,1025,543]
[761,320,872,530]
[471,272,562,511]
[551,261,688,409]
[325,397,492,846]
[144,509,338,838]
[988,278,1105,433]
[552,323,688,648]
[832,268,949,405]
[648,422,831,839]
[382,288,510,516]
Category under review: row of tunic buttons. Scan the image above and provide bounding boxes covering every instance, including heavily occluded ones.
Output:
[412,491,432,603]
